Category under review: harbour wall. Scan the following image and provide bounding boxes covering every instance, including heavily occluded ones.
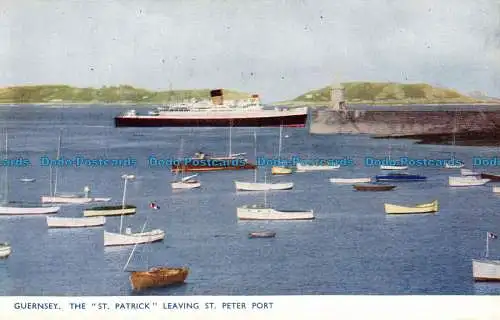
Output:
[309,105,500,138]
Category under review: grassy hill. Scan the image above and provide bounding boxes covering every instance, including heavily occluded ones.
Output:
[274,82,485,106]
[0,85,251,104]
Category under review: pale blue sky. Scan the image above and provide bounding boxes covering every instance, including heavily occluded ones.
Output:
[1,0,499,102]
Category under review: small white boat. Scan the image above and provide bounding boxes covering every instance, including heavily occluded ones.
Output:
[445,163,465,169]
[472,232,500,281]
[42,186,111,204]
[46,216,106,228]
[493,186,500,193]
[296,163,340,172]
[171,174,201,190]
[20,178,35,183]
[329,177,371,184]
[472,259,500,281]
[234,181,293,191]
[41,195,111,204]
[237,204,314,220]
[0,242,11,258]
[448,176,490,187]
[0,206,60,215]
[460,168,480,176]
[104,228,165,246]
[380,165,408,170]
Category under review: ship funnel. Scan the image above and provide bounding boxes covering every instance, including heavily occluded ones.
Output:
[210,89,224,105]
[250,94,260,104]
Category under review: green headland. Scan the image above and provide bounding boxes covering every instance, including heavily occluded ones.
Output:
[0,85,250,104]
[272,82,499,106]
[0,82,498,105]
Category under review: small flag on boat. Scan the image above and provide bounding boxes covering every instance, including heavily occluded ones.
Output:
[488,232,498,239]
[150,202,160,210]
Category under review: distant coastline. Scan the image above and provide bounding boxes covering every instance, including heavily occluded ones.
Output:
[1,82,499,106]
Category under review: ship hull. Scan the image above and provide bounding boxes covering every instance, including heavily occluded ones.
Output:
[114,114,307,127]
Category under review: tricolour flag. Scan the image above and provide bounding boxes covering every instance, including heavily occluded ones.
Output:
[150,202,160,210]
[488,232,497,239]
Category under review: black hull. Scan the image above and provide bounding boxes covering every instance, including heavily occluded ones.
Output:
[114,114,307,127]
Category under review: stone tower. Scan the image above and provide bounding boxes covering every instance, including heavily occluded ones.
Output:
[330,83,346,110]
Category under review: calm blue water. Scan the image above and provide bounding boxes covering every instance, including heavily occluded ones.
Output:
[0,105,499,296]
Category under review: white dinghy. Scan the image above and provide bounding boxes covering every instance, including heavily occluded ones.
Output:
[46,216,105,228]
[329,178,371,184]
[171,174,201,190]
[296,163,340,172]
[0,242,11,258]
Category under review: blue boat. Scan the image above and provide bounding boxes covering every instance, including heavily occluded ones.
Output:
[375,173,427,182]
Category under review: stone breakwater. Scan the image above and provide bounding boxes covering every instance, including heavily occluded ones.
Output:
[309,106,500,145]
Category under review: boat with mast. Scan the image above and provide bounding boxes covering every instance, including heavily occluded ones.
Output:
[0,130,60,215]
[104,175,164,246]
[472,232,500,281]
[234,130,293,191]
[380,144,408,171]
[445,109,465,169]
[237,184,314,220]
[41,131,111,204]
[123,217,188,291]
[115,89,308,128]
[84,174,137,217]
[171,122,256,172]
[271,125,292,175]
[171,139,201,189]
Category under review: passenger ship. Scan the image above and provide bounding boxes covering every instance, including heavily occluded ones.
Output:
[114,89,308,127]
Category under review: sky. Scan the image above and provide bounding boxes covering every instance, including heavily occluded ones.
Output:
[1,0,499,102]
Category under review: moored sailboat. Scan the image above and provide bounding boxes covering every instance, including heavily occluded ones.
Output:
[237,187,313,220]
[103,176,163,246]
[445,109,465,169]
[171,124,256,172]
[0,130,60,215]
[271,125,292,175]
[41,131,111,204]
[472,232,500,282]
[234,130,293,191]
[171,139,201,190]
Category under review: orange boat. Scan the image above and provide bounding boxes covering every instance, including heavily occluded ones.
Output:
[129,267,189,291]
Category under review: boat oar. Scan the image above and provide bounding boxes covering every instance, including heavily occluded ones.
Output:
[122,218,149,272]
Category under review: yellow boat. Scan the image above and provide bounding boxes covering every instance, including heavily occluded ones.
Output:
[384,200,439,214]
[271,166,292,175]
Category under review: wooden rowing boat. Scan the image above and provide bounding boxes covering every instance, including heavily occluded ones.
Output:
[353,183,396,191]
[384,200,439,214]
[129,267,189,291]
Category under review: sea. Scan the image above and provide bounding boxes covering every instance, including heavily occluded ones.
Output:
[0,104,499,296]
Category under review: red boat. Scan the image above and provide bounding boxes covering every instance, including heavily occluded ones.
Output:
[480,173,500,182]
